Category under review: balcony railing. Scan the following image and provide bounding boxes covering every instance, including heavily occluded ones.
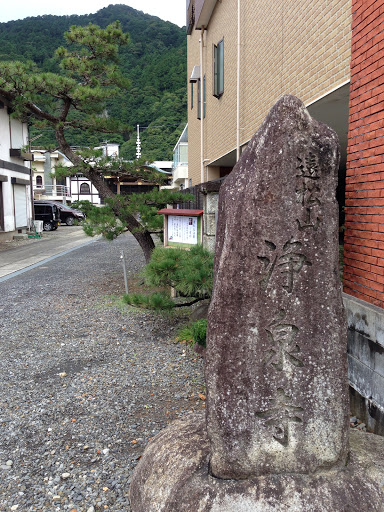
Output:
[34,184,71,198]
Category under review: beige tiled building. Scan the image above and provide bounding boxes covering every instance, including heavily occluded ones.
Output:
[187,0,384,436]
[187,0,352,185]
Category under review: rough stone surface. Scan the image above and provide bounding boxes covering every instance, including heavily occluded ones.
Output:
[202,190,220,251]
[129,413,384,512]
[204,213,217,236]
[206,95,349,479]
[129,96,384,510]
[190,300,210,322]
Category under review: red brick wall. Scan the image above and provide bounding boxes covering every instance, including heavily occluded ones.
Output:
[344,0,384,307]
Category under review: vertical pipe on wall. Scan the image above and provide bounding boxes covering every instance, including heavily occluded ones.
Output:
[236,0,241,161]
[200,27,205,184]
[28,124,35,224]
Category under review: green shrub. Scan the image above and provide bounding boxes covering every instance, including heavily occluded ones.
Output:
[177,324,194,342]
[123,291,175,310]
[177,319,207,347]
[191,319,207,347]
[145,245,213,299]
[123,245,213,312]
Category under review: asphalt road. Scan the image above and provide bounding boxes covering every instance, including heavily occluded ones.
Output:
[0,227,97,280]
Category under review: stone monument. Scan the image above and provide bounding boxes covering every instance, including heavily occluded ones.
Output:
[129,96,384,511]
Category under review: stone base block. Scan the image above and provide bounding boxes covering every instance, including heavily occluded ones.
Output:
[129,413,384,512]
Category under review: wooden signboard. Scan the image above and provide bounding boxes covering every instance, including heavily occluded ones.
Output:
[157,208,203,248]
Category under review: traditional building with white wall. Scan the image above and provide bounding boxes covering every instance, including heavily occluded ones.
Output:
[0,96,33,241]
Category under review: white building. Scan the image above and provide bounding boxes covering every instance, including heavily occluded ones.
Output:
[70,172,101,205]
[161,125,189,191]
[0,97,33,241]
[31,148,72,202]
[30,142,172,207]
[31,146,103,206]
[69,142,117,205]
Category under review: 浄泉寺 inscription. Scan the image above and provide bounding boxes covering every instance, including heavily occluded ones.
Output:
[206,95,349,479]
[263,310,303,371]
[258,238,311,293]
[256,388,303,446]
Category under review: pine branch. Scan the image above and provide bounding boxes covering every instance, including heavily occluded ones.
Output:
[173,298,204,308]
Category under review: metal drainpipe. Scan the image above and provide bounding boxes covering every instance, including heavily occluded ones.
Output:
[28,124,35,225]
[236,0,241,161]
[200,26,205,184]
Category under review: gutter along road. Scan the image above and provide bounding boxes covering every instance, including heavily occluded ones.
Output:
[0,226,97,281]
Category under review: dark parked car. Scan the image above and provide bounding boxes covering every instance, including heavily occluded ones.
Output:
[34,200,85,225]
[34,203,60,231]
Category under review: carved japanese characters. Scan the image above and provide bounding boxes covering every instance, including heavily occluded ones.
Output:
[129,96,384,512]
[205,95,349,479]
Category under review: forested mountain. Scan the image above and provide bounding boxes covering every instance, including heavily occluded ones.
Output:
[0,4,187,160]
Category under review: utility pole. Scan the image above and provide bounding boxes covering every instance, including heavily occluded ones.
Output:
[136,124,141,159]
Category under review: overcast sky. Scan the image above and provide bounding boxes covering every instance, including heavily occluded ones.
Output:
[0,1,186,27]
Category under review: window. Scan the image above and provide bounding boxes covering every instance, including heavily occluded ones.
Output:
[36,175,43,188]
[213,38,224,97]
[80,183,90,194]
[191,82,194,110]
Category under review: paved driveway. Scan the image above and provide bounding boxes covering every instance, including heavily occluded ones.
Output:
[0,227,96,279]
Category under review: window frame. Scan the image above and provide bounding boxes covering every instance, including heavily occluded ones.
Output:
[191,82,194,110]
[35,175,43,188]
[197,75,206,120]
[213,38,224,98]
[79,182,91,195]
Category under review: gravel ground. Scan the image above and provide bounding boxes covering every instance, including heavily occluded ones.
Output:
[0,233,205,512]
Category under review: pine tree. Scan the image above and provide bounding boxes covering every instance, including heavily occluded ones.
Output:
[0,22,185,262]
[124,245,214,309]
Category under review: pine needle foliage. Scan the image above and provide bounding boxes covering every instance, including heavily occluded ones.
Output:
[0,5,187,156]
[144,245,213,299]
[123,245,214,311]
[72,189,193,241]
[123,291,175,311]
[0,20,188,262]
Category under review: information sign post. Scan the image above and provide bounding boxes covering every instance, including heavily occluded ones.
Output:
[157,209,204,249]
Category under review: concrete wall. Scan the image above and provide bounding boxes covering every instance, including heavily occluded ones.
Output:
[344,292,384,435]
